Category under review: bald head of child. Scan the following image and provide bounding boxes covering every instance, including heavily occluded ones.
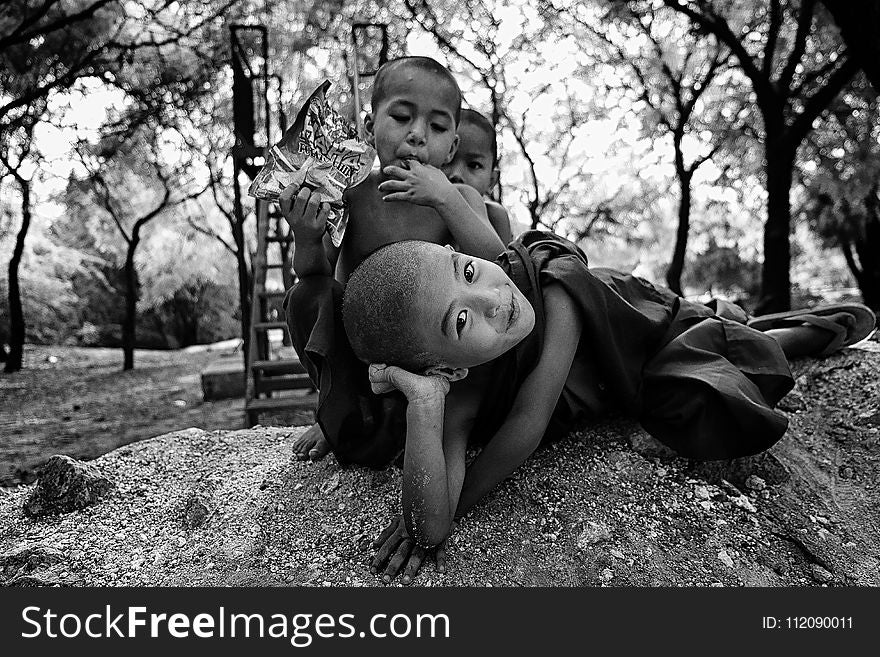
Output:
[342,241,536,372]
[365,57,464,171]
[372,56,462,125]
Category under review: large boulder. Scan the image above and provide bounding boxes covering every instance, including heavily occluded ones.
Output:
[1,350,879,587]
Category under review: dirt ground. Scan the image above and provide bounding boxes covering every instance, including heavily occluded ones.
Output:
[2,346,879,587]
[0,344,313,486]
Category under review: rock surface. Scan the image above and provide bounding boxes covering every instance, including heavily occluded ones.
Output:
[22,455,114,517]
[1,349,879,587]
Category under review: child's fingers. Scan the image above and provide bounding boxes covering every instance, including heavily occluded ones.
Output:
[302,188,320,220]
[372,517,399,548]
[370,529,404,573]
[400,546,426,585]
[377,179,409,193]
[382,165,410,179]
[383,538,413,583]
[371,381,397,395]
[382,191,413,203]
[291,186,311,216]
[316,203,330,226]
[279,185,296,216]
[368,364,397,394]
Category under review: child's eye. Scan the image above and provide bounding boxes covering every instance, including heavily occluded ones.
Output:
[432,124,449,132]
[468,162,483,170]
[391,114,409,122]
[463,261,475,283]
[456,310,468,336]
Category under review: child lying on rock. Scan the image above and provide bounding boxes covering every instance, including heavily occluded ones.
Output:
[337,232,875,584]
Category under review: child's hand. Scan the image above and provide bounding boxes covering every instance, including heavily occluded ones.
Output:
[279,185,329,242]
[378,161,457,208]
[370,515,449,585]
[368,363,450,404]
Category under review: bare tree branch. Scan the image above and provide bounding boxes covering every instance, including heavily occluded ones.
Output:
[763,0,783,76]
[779,0,817,92]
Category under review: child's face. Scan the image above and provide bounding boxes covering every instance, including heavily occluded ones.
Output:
[442,120,495,196]
[365,67,460,170]
[412,245,536,369]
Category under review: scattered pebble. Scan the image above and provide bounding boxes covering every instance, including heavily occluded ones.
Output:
[576,521,612,549]
[320,472,341,494]
[745,475,766,492]
[693,485,711,500]
[717,550,735,568]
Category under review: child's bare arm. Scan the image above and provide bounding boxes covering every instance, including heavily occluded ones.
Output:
[367,364,474,549]
[447,183,506,259]
[378,162,504,260]
[280,186,333,278]
[455,284,582,518]
[486,200,513,245]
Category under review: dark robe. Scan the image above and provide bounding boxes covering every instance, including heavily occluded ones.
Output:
[285,231,794,466]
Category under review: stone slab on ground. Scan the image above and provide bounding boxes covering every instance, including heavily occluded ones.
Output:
[1,349,878,587]
[200,356,246,401]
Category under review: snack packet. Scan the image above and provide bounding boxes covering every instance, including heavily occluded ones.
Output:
[248,80,376,246]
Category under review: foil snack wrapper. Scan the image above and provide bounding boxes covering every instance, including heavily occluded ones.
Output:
[248,80,376,247]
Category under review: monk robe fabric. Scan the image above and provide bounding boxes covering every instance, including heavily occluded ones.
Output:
[473,231,794,460]
[285,230,795,466]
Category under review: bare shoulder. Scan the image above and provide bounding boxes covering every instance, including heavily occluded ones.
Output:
[485,200,512,243]
[344,169,380,206]
[452,183,488,215]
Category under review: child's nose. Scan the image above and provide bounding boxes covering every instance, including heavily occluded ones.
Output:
[446,163,464,184]
[406,120,427,145]
[479,289,503,319]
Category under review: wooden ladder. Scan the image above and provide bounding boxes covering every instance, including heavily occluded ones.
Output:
[245,199,317,425]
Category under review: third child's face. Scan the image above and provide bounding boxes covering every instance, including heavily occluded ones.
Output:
[442,121,495,196]
[413,245,536,369]
[368,69,460,170]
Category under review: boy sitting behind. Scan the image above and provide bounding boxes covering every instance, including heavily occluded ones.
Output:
[442,109,513,245]
[283,56,505,463]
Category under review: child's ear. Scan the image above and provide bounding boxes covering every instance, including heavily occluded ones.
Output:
[424,364,468,383]
[443,133,460,166]
[490,167,500,189]
[363,113,376,146]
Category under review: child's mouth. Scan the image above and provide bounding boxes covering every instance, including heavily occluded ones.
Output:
[506,296,518,331]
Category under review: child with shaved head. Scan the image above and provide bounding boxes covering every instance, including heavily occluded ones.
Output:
[282,56,505,464]
[443,108,513,244]
[340,233,874,584]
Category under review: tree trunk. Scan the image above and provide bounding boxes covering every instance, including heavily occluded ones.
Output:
[121,235,140,371]
[755,147,796,314]
[665,171,693,296]
[232,163,252,370]
[4,178,31,374]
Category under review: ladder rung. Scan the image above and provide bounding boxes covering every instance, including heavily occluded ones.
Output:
[258,290,287,299]
[253,321,288,331]
[255,374,314,393]
[267,235,293,243]
[252,358,307,375]
[263,262,286,269]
